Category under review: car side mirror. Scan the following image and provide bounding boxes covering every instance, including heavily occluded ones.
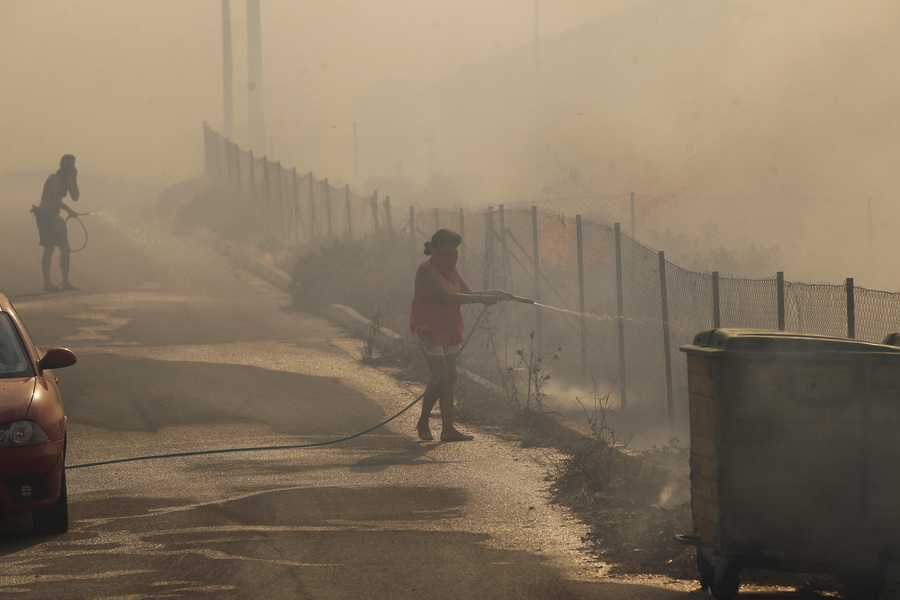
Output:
[38,347,77,371]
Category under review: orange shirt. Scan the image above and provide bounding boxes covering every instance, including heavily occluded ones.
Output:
[409,261,464,346]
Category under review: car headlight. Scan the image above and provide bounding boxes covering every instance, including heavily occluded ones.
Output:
[0,421,50,447]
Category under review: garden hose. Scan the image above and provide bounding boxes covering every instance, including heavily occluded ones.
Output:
[67,305,491,470]
[66,212,90,253]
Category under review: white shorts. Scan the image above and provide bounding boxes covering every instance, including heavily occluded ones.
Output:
[411,332,460,357]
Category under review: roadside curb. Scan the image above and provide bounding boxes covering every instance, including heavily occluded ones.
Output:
[197,228,293,291]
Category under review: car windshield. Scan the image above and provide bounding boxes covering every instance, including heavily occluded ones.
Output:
[0,313,33,378]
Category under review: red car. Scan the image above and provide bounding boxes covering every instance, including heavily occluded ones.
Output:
[0,292,76,534]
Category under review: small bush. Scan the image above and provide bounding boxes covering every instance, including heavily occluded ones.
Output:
[289,231,412,316]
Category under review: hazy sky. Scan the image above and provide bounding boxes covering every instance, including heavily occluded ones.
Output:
[0,0,638,183]
[3,0,900,296]
[6,0,900,291]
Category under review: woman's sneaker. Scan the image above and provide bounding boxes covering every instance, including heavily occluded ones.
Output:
[416,422,434,441]
[440,429,474,442]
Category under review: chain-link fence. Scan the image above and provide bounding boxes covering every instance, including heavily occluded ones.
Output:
[205,125,900,437]
[206,125,385,244]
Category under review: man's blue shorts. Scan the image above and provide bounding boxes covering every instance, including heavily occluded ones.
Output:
[33,207,70,251]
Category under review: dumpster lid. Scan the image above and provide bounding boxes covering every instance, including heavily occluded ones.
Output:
[680,328,900,358]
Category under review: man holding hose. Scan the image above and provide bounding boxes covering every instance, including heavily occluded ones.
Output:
[410,228,512,442]
[32,154,81,291]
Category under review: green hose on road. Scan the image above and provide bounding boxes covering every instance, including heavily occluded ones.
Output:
[67,306,490,470]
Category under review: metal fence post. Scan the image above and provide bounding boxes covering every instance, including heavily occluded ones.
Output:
[847,277,856,339]
[234,143,242,198]
[532,206,543,355]
[712,271,721,328]
[630,191,636,238]
[345,184,352,238]
[576,215,586,376]
[325,178,333,236]
[309,173,317,238]
[458,208,466,276]
[248,151,256,206]
[215,134,223,183]
[276,162,284,240]
[226,141,235,192]
[263,156,271,237]
[370,191,379,232]
[203,123,211,178]
[615,223,627,410]
[409,206,417,267]
[485,208,495,290]
[384,196,392,236]
[232,142,240,195]
[498,204,510,289]
[291,167,299,243]
[659,251,674,428]
[777,271,785,331]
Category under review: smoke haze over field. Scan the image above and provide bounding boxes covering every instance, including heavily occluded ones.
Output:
[0,0,633,182]
[4,1,900,287]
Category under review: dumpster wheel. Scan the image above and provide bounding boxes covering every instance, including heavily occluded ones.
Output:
[699,551,740,600]
[697,549,714,591]
[838,562,886,600]
[710,564,740,600]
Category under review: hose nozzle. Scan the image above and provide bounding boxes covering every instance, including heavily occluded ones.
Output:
[512,296,535,304]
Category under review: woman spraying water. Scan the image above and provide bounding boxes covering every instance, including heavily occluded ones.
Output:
[409,229,513,442]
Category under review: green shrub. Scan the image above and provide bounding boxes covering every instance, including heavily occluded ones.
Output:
[289,231,413,319]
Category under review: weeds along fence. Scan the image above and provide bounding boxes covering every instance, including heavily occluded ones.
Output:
[204,125,900,433]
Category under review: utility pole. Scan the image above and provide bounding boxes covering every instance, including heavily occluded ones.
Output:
[533,1,541,164]
[247,0,266,152]
[221,0,234,138]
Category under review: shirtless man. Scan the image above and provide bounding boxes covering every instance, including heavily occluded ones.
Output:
[33,154,80,291]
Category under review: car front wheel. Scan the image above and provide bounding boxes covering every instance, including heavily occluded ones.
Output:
[32,468,69,534]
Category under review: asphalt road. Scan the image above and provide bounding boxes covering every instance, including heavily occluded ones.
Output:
[0,176,801,598]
